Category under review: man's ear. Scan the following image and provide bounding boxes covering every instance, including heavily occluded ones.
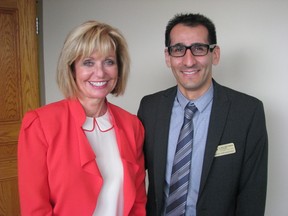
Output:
[212,46,220,65]
[165,49,171,67]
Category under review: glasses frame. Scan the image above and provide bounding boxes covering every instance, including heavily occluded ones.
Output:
[167,43,217,57]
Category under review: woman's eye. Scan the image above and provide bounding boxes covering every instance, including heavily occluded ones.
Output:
[104,59,116,66]
[83,60,94,67]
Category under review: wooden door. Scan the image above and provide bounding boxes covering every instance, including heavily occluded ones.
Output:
[0,0,39,215]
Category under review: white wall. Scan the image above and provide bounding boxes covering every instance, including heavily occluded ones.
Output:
[42,1,288,215]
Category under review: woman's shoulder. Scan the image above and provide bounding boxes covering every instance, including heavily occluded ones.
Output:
[37,99,70,113]
[108,102,142,126]
[108,102,135,118]
[22,99,70,126]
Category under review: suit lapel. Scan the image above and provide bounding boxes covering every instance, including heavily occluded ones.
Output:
[153,87,177,209]
[198,81,231,195]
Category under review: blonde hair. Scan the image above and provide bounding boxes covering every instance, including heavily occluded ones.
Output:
[57,20,130,98]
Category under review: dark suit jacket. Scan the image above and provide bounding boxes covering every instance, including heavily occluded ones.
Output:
[137,80,268,216]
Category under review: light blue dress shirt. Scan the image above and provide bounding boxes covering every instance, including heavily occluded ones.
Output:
[163,84,213,216]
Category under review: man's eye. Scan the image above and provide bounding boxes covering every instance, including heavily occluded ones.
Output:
[173,46,185,53]
[194,45,206,52]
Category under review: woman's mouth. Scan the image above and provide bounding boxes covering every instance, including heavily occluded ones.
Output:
[89,81,107,87]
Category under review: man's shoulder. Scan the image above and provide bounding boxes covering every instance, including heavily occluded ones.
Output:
[141,86,177,102]
[214,81,262,104]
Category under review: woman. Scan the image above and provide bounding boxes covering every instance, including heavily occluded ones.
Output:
[18,20,146,216]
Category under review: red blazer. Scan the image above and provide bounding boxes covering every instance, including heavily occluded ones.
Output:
[18,98,146,216]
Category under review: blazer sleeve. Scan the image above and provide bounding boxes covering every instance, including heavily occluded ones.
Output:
[236,100,268,215]
[18,111,53,216]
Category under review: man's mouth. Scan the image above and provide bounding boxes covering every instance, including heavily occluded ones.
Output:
[182,69,199,75]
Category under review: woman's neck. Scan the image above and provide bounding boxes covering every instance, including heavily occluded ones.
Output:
[78,97,107,118]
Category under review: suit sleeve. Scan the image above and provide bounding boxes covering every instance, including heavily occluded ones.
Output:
[18,111,53,216]
[236,101,268,215]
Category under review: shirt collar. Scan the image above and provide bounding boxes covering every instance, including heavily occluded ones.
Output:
[176,83,214,113]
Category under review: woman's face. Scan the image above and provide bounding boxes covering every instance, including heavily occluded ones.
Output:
[74,49,118,101]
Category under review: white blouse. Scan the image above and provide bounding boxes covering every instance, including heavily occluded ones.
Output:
[82,111,124,216]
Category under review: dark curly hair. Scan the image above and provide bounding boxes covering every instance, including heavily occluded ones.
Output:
[165,13,217,47]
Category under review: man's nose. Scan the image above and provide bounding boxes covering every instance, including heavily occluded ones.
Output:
[183,48,197,66]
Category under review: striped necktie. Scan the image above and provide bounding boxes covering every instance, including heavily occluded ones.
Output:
[166,103,197,215]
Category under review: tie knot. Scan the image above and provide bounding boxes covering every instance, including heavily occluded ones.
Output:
[185,103,197,120]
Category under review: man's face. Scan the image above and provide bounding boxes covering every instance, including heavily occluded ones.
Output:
[165,24,220,100]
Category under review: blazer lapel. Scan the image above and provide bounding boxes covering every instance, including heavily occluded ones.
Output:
[69,99,101,176]
[114,124,136,215]
[108,104,139,215]
[198,81,231,195]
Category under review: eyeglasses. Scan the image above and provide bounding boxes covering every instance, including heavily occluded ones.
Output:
[167,43,217,57]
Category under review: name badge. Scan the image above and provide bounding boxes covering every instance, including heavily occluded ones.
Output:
[215,143,236,157]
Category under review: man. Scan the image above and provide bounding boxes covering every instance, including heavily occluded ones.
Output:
[137,13,268,216]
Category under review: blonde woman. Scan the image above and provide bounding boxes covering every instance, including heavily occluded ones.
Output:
[18,20,146,216]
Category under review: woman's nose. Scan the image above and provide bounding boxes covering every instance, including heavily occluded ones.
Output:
[92,64,105,77]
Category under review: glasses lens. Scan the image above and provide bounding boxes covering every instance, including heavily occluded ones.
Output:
[192,44,209,56]
[169,45,186,57]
